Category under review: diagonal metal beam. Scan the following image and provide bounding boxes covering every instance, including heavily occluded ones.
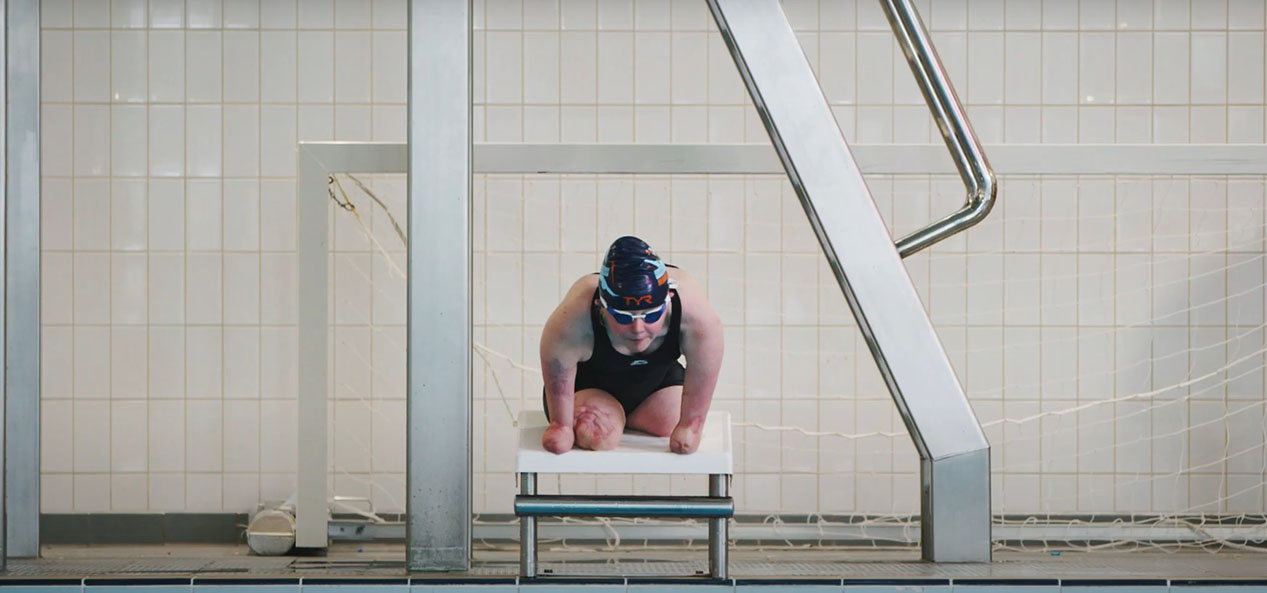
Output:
[706,0,991,562]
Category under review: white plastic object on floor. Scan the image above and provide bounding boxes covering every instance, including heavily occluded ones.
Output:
[516,410,733,475]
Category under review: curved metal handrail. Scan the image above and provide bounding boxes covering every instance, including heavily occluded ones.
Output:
[882,0,997,258]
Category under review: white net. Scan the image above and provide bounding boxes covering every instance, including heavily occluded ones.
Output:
[323,171,1267,552]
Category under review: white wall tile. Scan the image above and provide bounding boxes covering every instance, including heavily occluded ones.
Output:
[223,106,260,177]
[185,474,222,511]
[149,0,185,28]
[73,253,110,324]
[334,104,372,140]
[185,252,222,325]
[224,0,259,29]
[260,254,298,324]
[45,0,74,27]
[72,179,110,251]
[259,32,297,103]
[1228,33,1265,104]
[223,400,260,471]
[73,327,111,398]
[371,31,406,103]
[298,0,334,28]
[149,31,186,102]
[1190,0,1228,28]
[109,180,147,252]
[186,32,223,103]
[73,32,110,104]
[260,401,297,472]
[43,254,74,325]
[74,474,111,512]
[43,32,74,104]
[43,105,73,178]
[669,32,706,105]
[1153,33,1190,105]
[43,327,74,400]
[111,253,148,325]
[223,254,260,325]
[111,400,148,472]
[1042,0,1078,29]
[42,400,74,473]
[72,105,109,177]
[186,399,223,472]
[260,327,297,399]
[73,0,110,26]
[334,0,371,28]
[224,32,261,103]
[74,400,111,472]
[1191,33,1228,105]
[149,105,186,177]
[110,33,147,104]
[187,0,222,28]
[185,105,222,177]
[297,32,334,103]
[334,32,372,103]
[149,326,186,399]
[262,0,296,27]
[1042,33,1079,104]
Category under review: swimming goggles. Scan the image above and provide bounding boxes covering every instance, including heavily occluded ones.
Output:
[599,294,667,325]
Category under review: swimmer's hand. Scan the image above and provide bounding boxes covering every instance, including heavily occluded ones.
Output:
[542,422,574,454]
[669,418,703,454]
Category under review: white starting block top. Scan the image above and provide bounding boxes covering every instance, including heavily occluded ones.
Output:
[516,410,733,475]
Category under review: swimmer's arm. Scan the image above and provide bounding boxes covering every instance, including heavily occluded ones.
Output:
[539,277,596,428]
[674,271,724,452]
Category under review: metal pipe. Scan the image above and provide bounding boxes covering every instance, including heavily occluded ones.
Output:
[515,496,734,518]
[519,473,536,577]
[882,0,997,258]
[709,475,729,579]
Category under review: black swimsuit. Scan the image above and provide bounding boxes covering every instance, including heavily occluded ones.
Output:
[543,287,685,421]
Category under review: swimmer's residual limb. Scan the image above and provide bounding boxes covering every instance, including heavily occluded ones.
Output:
[708,0,992,562]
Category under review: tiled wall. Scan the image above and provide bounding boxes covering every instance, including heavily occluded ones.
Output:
[40,0,1267,519]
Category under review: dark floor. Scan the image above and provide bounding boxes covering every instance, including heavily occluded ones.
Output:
[8,543,1267,580]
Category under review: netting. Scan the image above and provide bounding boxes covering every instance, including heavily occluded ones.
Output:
[323,171,1267,552]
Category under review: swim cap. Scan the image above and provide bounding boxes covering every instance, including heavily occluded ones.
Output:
[599,236,669,310]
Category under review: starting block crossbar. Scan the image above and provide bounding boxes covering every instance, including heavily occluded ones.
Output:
[515,495,734,518]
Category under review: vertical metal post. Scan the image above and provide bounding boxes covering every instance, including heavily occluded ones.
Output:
[708,475,728,579]
[407,0,472,572]
[295,149,329,549]
[519,473,537,577]
[0,0,9,568]
[4,0,41,559]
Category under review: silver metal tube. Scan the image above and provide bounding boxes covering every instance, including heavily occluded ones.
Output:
[4,0,41,558]
[515,496,734,518]
[519,473,537,577]
[882,0,996,258]
[406,0,472,572]
[709,475,729,579]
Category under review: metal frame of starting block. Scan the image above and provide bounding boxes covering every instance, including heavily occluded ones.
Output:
[514,410,734,578]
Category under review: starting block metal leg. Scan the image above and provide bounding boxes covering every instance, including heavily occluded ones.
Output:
[709,474,728,579]
[519,472,537,577]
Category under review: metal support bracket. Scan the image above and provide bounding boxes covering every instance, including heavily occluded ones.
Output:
[707,0,992,562]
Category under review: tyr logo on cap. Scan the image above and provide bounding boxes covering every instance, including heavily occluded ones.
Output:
[623,295,653,307]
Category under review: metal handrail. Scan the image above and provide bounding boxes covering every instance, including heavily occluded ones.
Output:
[882,0,997,258]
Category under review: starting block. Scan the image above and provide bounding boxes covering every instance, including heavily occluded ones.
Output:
[514,410,734,578]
